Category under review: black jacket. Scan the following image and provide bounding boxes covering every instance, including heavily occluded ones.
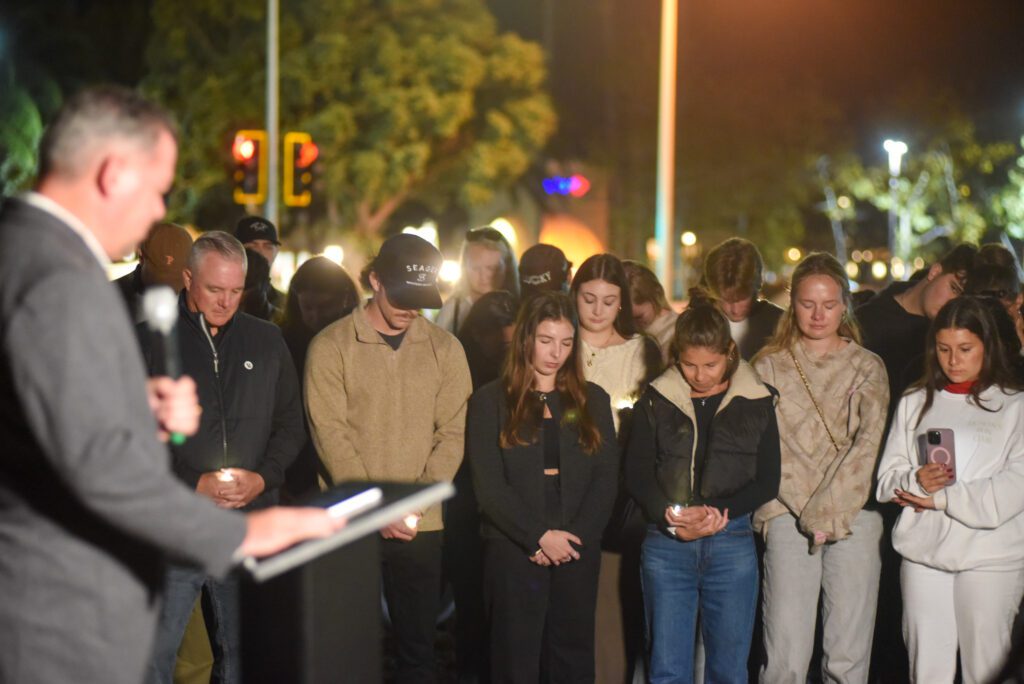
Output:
[626,361,780,526]
[138,293,304,509]
[467,380,620,553]
[113,265,144,323]
[738,298,785,360]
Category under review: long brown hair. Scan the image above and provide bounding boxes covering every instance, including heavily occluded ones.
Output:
[500,291,602,454]
[570,253,638,338]
[755,252,861,361]
[914,296,1022,425]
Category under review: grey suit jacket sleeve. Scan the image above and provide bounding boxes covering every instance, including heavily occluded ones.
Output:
[7,271,246,578]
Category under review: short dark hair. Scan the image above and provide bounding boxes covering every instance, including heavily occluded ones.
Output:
[938,243,979,280]
[38,85,177,180]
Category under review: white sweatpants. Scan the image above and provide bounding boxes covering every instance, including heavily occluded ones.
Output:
[901,559,1024,684]
[759,510,882,684]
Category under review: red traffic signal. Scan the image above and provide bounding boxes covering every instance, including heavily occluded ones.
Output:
[232,135,257,163]
[232,130,267,204]
[284,132,316,207]
[297,141,319,168]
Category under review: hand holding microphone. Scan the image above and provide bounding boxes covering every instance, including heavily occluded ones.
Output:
[143,287,198,444]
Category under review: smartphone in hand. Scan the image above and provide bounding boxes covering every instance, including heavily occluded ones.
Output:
[919,428,957,484]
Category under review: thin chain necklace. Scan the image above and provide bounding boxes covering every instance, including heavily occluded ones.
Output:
[583,330,617,367]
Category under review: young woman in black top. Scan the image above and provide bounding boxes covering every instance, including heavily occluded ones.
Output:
[626,297,781,683]
[467,291,619,683]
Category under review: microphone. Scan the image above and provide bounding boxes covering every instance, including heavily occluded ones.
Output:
[142,286,185,445]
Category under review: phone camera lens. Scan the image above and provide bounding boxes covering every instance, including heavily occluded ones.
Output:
[928,431,941,445]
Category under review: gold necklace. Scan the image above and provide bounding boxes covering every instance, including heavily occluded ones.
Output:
[584,331,615,367]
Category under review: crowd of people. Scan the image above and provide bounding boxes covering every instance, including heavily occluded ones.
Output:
[3,86,1024,684]
[123,201,1024,684]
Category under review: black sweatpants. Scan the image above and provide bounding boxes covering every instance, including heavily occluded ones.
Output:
[484,537,601,684]
[381,530,443,683]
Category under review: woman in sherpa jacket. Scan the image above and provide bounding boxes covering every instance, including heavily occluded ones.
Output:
[626,295,781,683]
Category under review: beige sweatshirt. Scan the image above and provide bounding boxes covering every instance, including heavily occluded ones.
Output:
[304,306,472,531]
[753,340,889,541]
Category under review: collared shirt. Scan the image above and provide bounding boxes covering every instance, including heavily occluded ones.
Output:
[22,192,111,268]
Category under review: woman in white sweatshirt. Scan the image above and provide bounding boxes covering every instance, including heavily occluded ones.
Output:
[876,296,1024,684]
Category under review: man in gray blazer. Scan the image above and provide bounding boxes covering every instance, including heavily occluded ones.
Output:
[0,86,340,684]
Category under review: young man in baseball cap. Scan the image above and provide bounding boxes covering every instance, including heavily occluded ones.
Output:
[235,215,284,317]
[114,222,194,322]
[304,233,472,680]
[518,243,572,303]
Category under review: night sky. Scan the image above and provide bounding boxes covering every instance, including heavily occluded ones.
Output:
[489,0,1024,155]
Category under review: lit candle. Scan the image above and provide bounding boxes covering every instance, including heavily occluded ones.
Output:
[613,394,638,411]
[403,514,420,530]
[217,468,235,483]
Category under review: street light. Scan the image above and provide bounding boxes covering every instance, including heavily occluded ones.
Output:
[884,139,908,176]
[883,139,907,263]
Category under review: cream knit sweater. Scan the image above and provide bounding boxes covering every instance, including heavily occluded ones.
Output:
[753,340,889,541]
[581,335,650,433]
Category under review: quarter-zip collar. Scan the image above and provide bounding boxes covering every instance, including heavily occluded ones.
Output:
[352,303,429,346]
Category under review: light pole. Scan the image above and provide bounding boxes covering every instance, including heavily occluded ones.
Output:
[655,0,678,299]
[883,139,907,264]
[265,0,279,226]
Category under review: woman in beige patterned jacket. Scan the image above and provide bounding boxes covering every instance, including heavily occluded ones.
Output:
[752,253,889,684]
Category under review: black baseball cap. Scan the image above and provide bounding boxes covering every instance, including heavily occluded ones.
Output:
[519,243,571,292]
[235,216,280,245]
[371,233,443,309]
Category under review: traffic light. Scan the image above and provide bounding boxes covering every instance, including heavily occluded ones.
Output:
[283,131,319,207]
[231,130,267,204]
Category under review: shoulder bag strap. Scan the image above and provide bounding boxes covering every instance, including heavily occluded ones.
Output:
[789,349,840,454]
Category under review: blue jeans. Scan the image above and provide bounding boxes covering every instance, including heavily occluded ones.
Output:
[641,515,758,684]
[147,565,240,684]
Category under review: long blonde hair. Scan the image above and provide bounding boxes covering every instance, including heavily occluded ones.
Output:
[754,252,861,362]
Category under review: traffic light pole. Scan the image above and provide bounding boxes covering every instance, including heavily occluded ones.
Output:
[265,0,279,225]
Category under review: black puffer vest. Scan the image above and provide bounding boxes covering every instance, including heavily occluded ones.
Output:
[643,363,777,505]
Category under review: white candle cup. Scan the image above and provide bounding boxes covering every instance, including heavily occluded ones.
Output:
[217,469,235,483]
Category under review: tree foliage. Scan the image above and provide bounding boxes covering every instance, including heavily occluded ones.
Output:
[831,111,1018,257]
[676,70,850,265]
[144,0,556,243]
[0,1,150,197]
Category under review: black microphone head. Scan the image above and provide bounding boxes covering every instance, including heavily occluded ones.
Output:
[142,286,178,335]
